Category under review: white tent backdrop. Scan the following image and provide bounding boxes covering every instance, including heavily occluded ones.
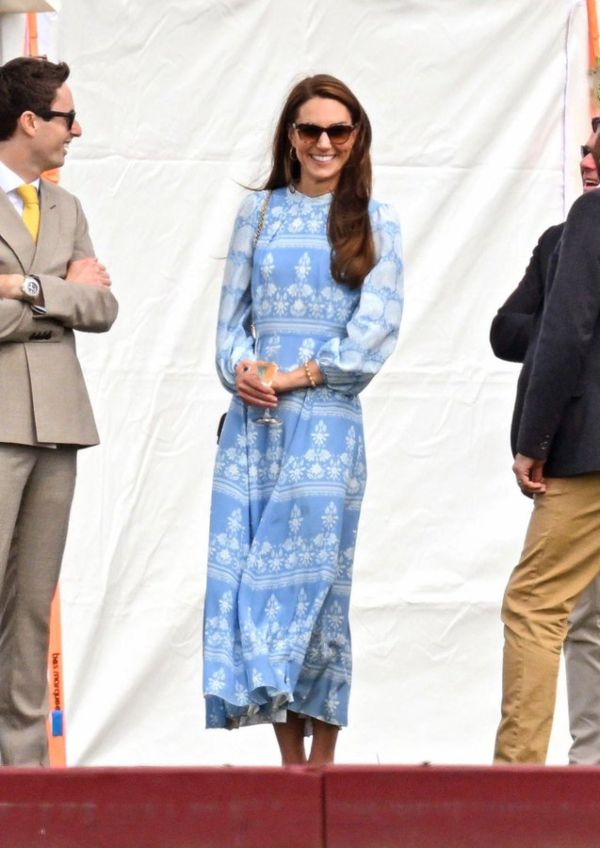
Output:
[49,0,590,765]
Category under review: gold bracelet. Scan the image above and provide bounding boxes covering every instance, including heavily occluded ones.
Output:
[304,361,317,389]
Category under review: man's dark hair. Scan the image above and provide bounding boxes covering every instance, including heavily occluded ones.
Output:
[0,57,70,142]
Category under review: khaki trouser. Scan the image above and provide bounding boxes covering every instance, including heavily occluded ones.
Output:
[0,444,77,766]
[494,473,600,763]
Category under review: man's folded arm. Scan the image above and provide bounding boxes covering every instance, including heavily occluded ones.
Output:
[490,225,560,363]
[35,197,118,333]
[36,275,118,333]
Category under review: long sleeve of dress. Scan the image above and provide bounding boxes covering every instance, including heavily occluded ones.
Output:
[315,202,403,395]
[215,192,264,393]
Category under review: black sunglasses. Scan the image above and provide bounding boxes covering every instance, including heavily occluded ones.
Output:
[291,122,356,144]
[36,109,77,131]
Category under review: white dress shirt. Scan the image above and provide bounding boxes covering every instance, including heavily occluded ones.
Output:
[0,159,40,215]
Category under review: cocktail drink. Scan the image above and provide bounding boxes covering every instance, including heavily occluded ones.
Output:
[257,362,278,386]
[256,362,282,426]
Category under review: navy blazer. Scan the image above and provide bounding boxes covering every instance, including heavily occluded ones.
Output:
[491,189,600,477]
[490,223,562,462]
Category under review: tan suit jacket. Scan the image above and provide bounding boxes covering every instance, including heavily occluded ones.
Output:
[0,178,118,446]
[0,179,117,765]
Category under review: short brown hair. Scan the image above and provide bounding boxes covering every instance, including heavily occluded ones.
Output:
[0,57,70,142]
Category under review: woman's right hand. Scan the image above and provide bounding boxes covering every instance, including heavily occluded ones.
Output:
[235,360,278,408]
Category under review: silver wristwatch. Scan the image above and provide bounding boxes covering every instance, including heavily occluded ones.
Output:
[20,274,40,302]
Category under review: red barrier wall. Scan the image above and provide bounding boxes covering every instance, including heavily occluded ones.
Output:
[1,765,600,847]
[0,767,323,848]
[324,765,600,848]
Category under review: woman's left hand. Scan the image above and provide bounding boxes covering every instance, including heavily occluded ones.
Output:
[270,362,324,395]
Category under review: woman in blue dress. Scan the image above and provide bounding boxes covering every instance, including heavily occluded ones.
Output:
[203,74,403,765]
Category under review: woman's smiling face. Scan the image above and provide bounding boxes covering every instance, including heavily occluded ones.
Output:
[289,96,357,196]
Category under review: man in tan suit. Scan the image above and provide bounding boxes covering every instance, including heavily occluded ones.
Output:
[0,57,117,765]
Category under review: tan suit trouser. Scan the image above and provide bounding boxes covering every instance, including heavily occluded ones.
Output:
[494,473,600,763]
[0,444,76,766]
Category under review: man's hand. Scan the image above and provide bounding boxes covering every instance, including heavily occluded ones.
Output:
[0,273,24,299]
[512,452,547,497]
[235,360,278,408]
[66,257,111,288]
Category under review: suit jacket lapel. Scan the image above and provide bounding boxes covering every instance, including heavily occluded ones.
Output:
[32,180,60,274]
[0,188,36,272]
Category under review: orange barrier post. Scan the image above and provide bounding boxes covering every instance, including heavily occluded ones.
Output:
[24,11,68,766]
[25,13,39,57]
[46,590,66,767]
[588,0,600,68]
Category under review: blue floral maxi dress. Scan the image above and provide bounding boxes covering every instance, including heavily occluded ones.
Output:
[204,186,403,729]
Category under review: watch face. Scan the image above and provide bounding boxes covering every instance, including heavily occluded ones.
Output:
[22,277,40,298]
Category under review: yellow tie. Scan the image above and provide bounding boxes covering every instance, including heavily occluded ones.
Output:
[16,184,40,242]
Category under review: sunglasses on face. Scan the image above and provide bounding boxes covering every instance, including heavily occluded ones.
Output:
[36,109,77,131]
[291,122,356,144]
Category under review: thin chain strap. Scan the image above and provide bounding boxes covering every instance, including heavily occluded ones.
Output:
[253,191,271,247]
[250,191,272,340]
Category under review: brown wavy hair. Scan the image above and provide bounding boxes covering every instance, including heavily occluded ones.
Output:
[263,74,374,289]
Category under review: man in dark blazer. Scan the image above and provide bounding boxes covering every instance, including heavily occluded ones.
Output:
[0,57,117,765]
[492,119,600,763]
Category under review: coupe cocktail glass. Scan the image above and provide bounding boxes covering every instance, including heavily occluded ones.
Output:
[256,362,282,426]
